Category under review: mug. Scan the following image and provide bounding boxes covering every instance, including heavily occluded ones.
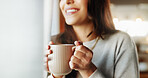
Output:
[48,44,74,76]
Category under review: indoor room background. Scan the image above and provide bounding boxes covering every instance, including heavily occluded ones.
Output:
[0,0,148,78]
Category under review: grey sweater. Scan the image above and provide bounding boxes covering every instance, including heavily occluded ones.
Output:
[48,31,139,78]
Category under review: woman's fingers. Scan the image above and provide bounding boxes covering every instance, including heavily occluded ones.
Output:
[44,56,52,63]
[72,46,76,52]
[71,56,82,64]
[48,41,54,50]
[70,55,83,70]
[76,45,91,53]
[44,41,54,73]
[46,57,49,72]
[74,41,83,46]
[74,41,91,53]
[48,45,50,50]
[69,60,80,70]
[45,50,53,57]
[49,50,53,54]
[70,41,94,71]
[44,54,53,72]
[43,57,50,72]
[74,50,86,59]
[49,41,54,45]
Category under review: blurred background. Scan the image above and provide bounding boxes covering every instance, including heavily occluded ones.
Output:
[0,0,43,78]
[0,0,148,78]
[110,0,148,78]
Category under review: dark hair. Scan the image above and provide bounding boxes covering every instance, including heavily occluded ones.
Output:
[56,0,115,77]
[87,0,115,36]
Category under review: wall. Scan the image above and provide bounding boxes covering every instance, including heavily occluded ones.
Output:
[0,0,43,78]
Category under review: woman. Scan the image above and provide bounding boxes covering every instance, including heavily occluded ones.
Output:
[46,0,139,78]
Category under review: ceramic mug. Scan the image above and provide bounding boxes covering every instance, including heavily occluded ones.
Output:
[48,44,74,76]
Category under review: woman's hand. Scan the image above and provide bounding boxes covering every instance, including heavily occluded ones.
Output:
[44,41,63,78]
[44,41,54,72]
[69,41,97,78]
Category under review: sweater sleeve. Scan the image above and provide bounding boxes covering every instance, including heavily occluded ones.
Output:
[113,34,139,78]
[89,33,139,78]
[89,69,105,78]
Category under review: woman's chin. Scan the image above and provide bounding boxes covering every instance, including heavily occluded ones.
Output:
[66,21,81,26]
[65,22,75,26]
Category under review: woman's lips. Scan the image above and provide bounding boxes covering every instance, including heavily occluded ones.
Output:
[65,8,80,15]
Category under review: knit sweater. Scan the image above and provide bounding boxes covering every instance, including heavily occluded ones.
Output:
[48,31,139,78]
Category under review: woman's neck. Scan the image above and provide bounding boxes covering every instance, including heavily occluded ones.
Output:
[72,21,97,42]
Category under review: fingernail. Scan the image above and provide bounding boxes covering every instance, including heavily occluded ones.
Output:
[49,50,53,54]
[48,45,50,50]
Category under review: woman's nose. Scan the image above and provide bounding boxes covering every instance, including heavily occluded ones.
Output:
[66,0,74,5]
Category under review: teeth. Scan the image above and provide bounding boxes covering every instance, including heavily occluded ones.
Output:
[67,9,78,13]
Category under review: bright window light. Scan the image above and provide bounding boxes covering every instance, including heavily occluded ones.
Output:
[113,18,119,24]
[136,18,143,22]
[114,20,148,37]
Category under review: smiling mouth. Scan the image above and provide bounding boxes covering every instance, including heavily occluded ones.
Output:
[65,8,79,15]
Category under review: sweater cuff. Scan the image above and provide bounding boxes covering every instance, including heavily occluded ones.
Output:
[89,69,104,78]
